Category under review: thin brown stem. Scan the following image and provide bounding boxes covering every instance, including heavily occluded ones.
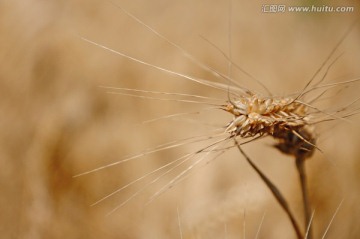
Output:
[296,156,312,239]
[234,139,303,239]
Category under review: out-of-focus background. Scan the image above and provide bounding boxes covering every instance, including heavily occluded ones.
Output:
[1,0,360,238]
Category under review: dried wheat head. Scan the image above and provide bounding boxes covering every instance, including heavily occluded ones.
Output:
[223,93,316,159]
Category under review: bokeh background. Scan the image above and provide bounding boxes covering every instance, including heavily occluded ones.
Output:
[1,0,360,238]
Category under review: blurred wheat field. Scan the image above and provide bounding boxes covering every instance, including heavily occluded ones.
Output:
[1,0,360,238]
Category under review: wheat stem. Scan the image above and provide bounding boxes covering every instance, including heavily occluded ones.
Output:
[234,139,303,239]
[296,156,312,239]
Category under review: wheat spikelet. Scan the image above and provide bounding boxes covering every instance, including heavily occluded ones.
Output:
[223,93,316,159]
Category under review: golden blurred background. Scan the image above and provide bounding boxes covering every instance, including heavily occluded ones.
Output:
[1,0,360,238]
